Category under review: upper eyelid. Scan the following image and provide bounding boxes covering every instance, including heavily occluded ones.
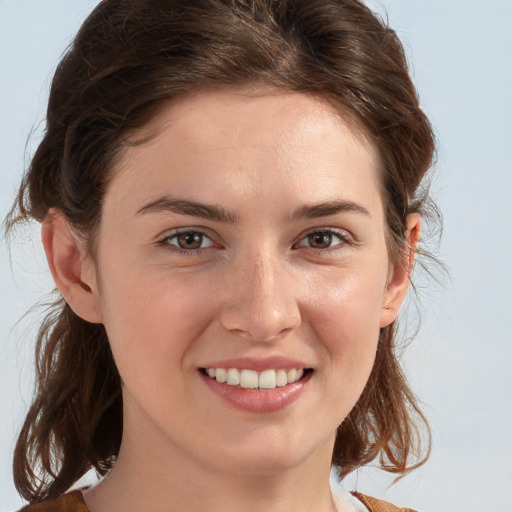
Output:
[156,229,219,254]
[296,226,354,242]
[156,226,216,242]
[154,226,355,249]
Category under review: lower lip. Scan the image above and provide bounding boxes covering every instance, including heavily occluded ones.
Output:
[200,372,312,413]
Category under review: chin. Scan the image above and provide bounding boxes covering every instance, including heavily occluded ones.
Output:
[199,427,333,477]
[216,451,309,476]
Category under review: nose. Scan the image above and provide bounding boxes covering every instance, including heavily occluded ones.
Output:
[219,252,301,342]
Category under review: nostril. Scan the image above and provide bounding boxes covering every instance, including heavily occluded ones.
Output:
[218,278,301,340]
[220,310,301,342]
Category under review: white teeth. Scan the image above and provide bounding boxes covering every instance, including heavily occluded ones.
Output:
[226,368,240,385]
[205,367,307,389]
[259,369,276,389]
[276,369,288,387]
[215,368,227,383]
[240,369,259,389]
[287,368,297,383]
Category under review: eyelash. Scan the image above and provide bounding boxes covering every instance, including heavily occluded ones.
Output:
[156,229,218,256]
[157,227,354,257]
[293,228,355,254]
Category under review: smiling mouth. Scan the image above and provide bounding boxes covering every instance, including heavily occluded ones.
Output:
[199,367,313,390]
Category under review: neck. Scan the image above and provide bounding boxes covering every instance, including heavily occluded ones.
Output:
[83,410,338,512]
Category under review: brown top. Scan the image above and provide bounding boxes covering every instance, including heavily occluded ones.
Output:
[352,492,418,512]
[18,489,417,512]
[18,491,88,512]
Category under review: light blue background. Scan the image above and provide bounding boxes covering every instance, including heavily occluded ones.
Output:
[1,1,511,510]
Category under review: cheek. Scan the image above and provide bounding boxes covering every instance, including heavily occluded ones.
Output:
[304,265,386,388]
[96,261,218,384]
[307,264,387,337]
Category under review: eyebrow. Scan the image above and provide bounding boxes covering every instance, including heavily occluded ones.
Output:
[136,197,369,223]
[291,200,370,220]
[136,197,239,223]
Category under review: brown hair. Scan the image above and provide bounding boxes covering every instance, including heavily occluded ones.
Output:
[6,0,436,503]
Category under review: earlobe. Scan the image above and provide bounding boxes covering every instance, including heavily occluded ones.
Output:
[41,209,103,324]
[379,213,421,328]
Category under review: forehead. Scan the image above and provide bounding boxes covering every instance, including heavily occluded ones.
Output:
[132,89,374,160]
[106,90,381,217]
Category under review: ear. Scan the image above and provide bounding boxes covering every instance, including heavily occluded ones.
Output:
[380,213,421,328]
[41,209,103,323]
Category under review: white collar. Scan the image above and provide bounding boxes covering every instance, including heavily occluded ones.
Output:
[330,482,369,512]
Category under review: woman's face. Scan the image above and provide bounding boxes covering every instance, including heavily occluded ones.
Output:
[87,91,403,475]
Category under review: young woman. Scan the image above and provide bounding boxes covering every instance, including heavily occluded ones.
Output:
[7,1,436,511]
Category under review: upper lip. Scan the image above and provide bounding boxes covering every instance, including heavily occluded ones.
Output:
[199,356,311,372]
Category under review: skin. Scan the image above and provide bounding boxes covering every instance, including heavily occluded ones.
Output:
[43,90,418,512]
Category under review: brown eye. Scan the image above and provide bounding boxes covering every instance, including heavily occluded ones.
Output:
[295,229,351,252]
[176,232,204,250]
[307,232,333,249]
[158,229,217,253]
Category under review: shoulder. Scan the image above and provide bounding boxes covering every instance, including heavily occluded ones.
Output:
[17,490,89,512]
[352,491,419,512]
